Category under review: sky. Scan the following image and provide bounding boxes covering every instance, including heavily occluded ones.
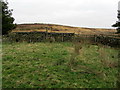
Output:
[7,0,119,28]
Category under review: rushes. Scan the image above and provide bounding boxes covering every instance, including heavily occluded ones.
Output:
[68,41,82,67]
[68,39,118,80]
[74,42,82,55]
[98,46,118,68]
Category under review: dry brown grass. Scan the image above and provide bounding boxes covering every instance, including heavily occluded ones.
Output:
[68,40,83,68]
[12,24,117,36]
[98,45,118,68]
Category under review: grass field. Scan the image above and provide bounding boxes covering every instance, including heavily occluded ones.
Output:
[2,42,118,88]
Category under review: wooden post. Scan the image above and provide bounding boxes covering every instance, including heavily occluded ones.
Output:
[45,27,48,40]
[50,27,52,32]
[62,33,64,42]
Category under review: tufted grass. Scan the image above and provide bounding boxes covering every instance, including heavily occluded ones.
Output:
[2,42,119,88]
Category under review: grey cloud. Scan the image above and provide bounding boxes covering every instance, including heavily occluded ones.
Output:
[8,0,118,28]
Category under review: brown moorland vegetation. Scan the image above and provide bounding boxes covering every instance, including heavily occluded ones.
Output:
[12,23,118,36]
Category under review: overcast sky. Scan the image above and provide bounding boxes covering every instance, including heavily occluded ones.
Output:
[7,0,119,28]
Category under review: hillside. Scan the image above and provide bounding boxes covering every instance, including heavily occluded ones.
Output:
[12,23,117,35]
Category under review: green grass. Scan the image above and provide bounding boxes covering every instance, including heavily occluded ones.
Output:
[2,42,118,88]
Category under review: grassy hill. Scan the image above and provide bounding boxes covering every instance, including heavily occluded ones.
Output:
[12,23,117,35]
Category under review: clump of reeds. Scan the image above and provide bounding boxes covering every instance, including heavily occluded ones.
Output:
[67,36,106,78]
[98,45,118,68]
[68,38,83,69]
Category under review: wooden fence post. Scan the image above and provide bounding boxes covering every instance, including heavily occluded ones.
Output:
[45,27,48,40]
